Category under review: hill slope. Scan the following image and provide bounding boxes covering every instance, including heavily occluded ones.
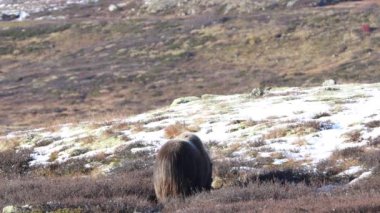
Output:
[1,0,380,134]
[1,81,380,212]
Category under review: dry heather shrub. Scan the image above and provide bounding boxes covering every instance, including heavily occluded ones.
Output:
[334,147,365,159]
[365,120,380,128]
[265,121,328,139]
[312,112,331,119]
[342,130,362,143]
[223,143,242,157]
[317,159,344,176]
[317,147,365,176]
[131,122,145,133]
[92,151,109,162]
[0,148,33,177]
[270,152,285,159]
[265,127,288,139]
[358,150,380,169]
[368,136,380,147]
[48,151,59,162]
[248,137,266,147]
[111,122,132,132]
[34,158,93,177]
[164,122,199,139]
[229,119,258,127]
[292,138,308,146]
[80,136,96,144]
[0,169,157,212]
[289,121,328,135]
[0,138,21,150]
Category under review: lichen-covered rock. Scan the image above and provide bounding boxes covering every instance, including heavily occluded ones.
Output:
[211,176,223,189]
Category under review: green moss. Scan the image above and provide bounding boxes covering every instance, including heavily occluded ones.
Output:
[84,136,123,150]
[0,44,15,55]
[51,208,82,213]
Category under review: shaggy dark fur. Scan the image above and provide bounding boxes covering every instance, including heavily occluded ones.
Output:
[153,133,212,202]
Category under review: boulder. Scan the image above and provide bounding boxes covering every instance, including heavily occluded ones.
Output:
[322,79,336,87]
[108,4,120,12]
[251,87,265,97]
[3,206,22,213]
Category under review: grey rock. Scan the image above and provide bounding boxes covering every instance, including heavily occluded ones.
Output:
[322,79,336,87]
[108,4,120,12]
[2,206,19,213]
[286,0,299,8]
[251,87,265,97]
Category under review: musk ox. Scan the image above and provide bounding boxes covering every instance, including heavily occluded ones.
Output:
[153,133,212,202]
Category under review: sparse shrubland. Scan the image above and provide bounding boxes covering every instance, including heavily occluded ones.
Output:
[1,0,380,212]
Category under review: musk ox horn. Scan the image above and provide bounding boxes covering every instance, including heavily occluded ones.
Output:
[153,133,212,202]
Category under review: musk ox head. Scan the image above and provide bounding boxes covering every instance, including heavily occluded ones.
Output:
[153,133,212,202]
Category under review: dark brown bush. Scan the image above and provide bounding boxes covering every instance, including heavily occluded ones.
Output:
[342,130,362,143]
[335,146,365,159]
[365,120,380,128]
[164,176,380,213]
[368,136,380,147]
[0,148,33,178]
[0,169,158,212]
[312,112,331,119]
[33,158,93,177]
[358,150,380,168]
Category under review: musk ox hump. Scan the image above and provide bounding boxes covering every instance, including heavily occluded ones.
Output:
[178,132,213,190]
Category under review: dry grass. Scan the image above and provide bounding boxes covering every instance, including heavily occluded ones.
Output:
[265,127,288,139]
[265,121,331,139]
[222,143,242,157]
[0,138,21,151]
[247,137,266,147]
[79,136,97,144]
[270,152,286,159]
[163,122,199,139]
[317,146,380,176]
[48,151,59,162]
[312,112,331,119]
[342,130,362,143]
[292,138,308,146]
[0,170,157,212]
[92,151,109,162]
[0,148,33,178]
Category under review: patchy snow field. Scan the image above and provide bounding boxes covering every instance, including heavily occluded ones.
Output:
[0,0,98,18]
[2,82,380,181]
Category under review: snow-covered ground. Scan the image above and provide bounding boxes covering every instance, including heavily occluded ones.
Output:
[0,0,98,20]
[2,82,380,181]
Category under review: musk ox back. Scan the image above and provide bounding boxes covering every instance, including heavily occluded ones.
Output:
[153,133,212,202]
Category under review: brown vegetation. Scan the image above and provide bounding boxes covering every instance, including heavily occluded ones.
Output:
[1,145,379,212]
[2,2,380,134]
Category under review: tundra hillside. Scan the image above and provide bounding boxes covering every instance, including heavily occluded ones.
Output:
[1,0,380,212]
[1,0,380,133]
